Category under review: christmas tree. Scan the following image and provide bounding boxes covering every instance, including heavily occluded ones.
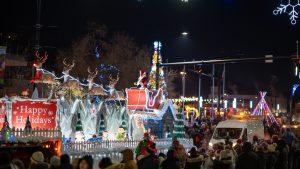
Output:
[1,115,11,143]
[24,116,32,135]
[98,114,106,136]
[173,109,185,138]
[75,112,84,142]
[148,41,166,91]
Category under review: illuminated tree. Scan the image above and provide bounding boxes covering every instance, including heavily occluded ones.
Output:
[148,41,166,91]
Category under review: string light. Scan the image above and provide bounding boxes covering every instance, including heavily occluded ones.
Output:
[273,0,300,25]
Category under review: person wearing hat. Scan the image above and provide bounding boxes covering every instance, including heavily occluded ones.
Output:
[184,147,204,169]
[28,151,48,169]
[120,149,137,169]
[135,133,156,161]
[30,151,45,165]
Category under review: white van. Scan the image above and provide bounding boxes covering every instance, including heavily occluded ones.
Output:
[209,118,264,148]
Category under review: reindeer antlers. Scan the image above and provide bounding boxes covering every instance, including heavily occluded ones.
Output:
[63,58,75,67]
[87,67,98,78]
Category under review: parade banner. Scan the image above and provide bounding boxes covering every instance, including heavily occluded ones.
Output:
[0,100,6,123]
[11,100,57,129]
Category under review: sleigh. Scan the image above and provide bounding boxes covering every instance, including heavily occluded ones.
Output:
[126,88,163,110]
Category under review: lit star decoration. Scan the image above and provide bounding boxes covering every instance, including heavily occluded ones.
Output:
[273,0,300,25]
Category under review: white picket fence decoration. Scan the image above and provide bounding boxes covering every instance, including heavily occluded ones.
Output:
[62,138,193,161]
[1,127,62,142]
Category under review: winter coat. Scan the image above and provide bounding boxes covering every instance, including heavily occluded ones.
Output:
[160,158,180,169]
[184,155,203,169]
[235,151,260,169]
[256,151,268,169]
[105,163,125,169]
[121,149,138,169]
[203,157,213,169]
[267,152,278,169]
[274,149,288,169]
[137,154,159,169]
[219,157,232,169]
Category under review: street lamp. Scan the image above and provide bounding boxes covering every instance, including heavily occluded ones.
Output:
[181,32,188,36]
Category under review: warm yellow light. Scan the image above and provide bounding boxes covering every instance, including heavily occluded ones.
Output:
[239,112,245,116]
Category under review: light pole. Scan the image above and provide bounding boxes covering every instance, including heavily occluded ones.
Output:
[198,66,202,120]
[180,66,186,113]
[212,64,215,118]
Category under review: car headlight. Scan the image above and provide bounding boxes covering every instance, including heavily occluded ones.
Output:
[233,142,237,147]
[209,142,213,147]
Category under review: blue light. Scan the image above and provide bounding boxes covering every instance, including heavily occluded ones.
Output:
[95,46,100,59]
[274,1,300,25]
[292,84,299,96]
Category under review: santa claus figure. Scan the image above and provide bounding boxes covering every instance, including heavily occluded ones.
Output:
[137,70,148,88]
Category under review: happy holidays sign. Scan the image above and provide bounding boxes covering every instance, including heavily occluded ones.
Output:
[11,100,57,129]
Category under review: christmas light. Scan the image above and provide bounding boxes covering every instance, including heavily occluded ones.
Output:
[232,98,237,109]
[273,0,300,25]
[292,84,299,96]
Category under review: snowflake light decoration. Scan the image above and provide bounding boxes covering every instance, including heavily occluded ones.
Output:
[273,0,300,25]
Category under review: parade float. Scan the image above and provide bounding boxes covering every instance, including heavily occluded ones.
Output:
[0,41,192,160]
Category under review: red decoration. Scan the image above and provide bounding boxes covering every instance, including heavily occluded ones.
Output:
[0,100,6,124]
[11,100,57,129]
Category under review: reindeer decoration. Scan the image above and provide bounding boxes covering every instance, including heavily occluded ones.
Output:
[62,58,75,83]
[108,73,119,90]
[32,51,48,83]
[86,67,107,96]
[87,67,98,90]
[107,73,123,99]
[34,51,48,68]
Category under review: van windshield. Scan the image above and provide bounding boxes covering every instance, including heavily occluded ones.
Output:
[213,128,243,139]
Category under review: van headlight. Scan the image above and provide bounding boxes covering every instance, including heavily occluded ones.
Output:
[209,142,213,147]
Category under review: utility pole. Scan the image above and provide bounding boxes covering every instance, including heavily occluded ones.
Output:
[212,64,215,118]
[182,65,186,112]
[198,65,202,120]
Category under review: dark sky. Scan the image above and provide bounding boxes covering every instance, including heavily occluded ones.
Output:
[1,0,299,97]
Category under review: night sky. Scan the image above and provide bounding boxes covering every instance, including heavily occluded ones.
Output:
[1,0,300,97]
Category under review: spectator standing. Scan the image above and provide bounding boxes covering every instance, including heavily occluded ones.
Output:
[137,147,159,169]
[60,154,73,169]
[185,147,204,169]
[235,142,260,169]
[161,149,181,169]
[120,149,138,169]
[267,144,278,169]
[77,155,93,169]
[275,140,288,169]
